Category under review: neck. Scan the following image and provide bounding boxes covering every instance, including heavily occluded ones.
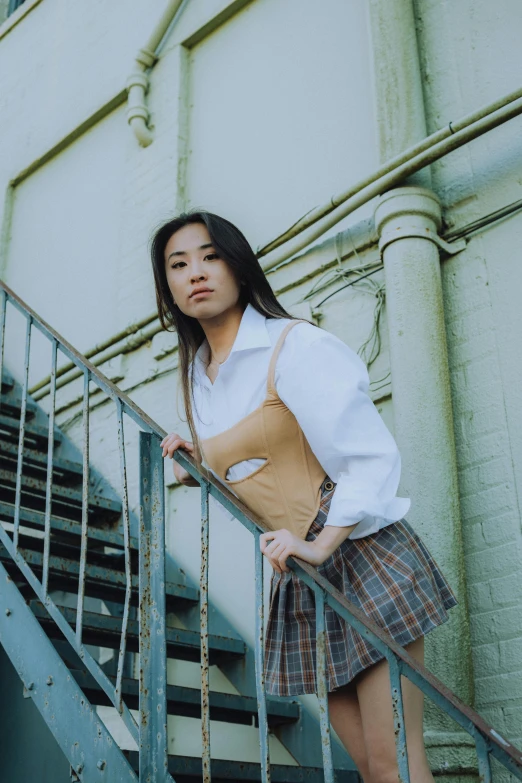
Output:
[200,303,245,362]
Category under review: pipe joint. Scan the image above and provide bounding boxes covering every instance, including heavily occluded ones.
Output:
[126,71,149,92]
[136,48,157,70]
[374,186,466,256]
[126,71,153,146]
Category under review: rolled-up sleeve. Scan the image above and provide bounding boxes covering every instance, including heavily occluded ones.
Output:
[276,329,411,539]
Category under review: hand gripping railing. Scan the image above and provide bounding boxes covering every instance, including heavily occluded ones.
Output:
[1,279,521,783]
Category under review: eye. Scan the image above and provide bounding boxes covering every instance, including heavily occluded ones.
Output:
[204,253,219,261]
[171,260,186,269]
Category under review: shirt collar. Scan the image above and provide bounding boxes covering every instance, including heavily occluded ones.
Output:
[191,303,272,384]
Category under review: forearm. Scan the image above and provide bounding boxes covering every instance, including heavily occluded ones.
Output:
[312,522,358,561]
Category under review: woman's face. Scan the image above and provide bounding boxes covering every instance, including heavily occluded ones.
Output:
[164,222,242,320]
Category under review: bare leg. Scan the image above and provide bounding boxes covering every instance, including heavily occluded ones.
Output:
[355,636,433,783]
[328,679,371,782]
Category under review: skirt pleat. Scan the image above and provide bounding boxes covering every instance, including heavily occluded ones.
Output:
[264,477,459,697]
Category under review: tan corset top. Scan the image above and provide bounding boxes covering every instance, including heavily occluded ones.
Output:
[201,319,328,539]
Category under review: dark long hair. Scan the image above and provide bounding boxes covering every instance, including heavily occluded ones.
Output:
[149,209,314,466]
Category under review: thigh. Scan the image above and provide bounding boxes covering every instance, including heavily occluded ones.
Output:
[328,680,370,781]
[354,637,431,780]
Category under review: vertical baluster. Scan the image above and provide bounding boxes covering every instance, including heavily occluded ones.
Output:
[200,478,211,783]
[75,369,89,644]
[475,733,493,783]
[314,588,334,783]
[42,338,57,596]
[13,314,32,551]
[139,431,168,782]
[254,533,270,782]
[0,288,6,417]
[388,654,411,782]
[115,399,132,709]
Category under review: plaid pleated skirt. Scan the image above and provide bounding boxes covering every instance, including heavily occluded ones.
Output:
[264,476,458,696]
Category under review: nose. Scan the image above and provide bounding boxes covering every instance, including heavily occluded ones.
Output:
[190,262,207,283]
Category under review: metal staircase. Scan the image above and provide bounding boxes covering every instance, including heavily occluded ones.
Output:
[0,283,358,782]
[0,279,521,783]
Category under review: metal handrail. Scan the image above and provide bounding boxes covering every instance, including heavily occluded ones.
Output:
[1,278,521,782]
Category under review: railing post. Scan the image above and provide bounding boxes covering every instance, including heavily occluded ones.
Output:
[313,588,334,782]
[139,430,169,782]
[254,532,270,782]
[200,477,211,783]
[388,654,410,782]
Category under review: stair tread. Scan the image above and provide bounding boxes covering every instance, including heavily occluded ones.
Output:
[0,399,37,420]
[32,602,245,663]
[0,502,134,548]
[1,548,198,607]
[0,468,122,515]
[68,668,298,725]
[0,439,84,483]
[1,372,14,390]
[0,413,61,445]
[123,752,358,781]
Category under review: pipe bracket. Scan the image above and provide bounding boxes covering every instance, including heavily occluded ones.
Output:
[378,224,467,256]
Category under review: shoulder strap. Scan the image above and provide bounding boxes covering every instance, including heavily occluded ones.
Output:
[267,319,308,394]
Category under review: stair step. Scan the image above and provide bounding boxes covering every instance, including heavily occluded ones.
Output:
[31,603,246,664]
[0,440,84,485]
[0,548,198,609]
[1,372,14,391]
[68,668,295,726]
[1,526,136,568]
[0,414,61,447]
[124,753,359,782]
[0,469,121,522]
[0,502,134,549]
[0,397,37,421]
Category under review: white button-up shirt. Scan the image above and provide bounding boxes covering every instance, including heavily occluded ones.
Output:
[189,302,411,539]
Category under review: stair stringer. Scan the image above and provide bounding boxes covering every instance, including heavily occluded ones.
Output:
[0,561,137,783]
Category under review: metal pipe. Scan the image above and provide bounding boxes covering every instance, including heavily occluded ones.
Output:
[254,533,270,782]
[368,0,429,185]
[31,319,163,401]
[388,655,410,782]
[115,398,132,710]
[127,0,185,146]
[29,311,158,395]
[257,88,522,269]
[374,186,473,714]
[75,369,90,644]
[139,431,169,781]
[13,314,31,551]
[42,338,57,595]
[314,588,334,782]
[200,478,211,783]
[474,733,493,783]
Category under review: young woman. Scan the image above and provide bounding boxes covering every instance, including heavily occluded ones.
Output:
[152,209,458,783]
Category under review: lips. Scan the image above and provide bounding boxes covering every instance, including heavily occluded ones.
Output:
[190,288,213,298]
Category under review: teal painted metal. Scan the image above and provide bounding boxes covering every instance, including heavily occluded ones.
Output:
[42,337,56,596]
[387,654,410,782]
[313,588,334,782]
[200,477,211,783]
[13,314,31,551]
[139,431,170,782]
[76,368,90,644]
[7,0,27,16]
[0,561,138,782]
[254,532,270,782]
[0,276,521,781]
[116,397,133,710]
